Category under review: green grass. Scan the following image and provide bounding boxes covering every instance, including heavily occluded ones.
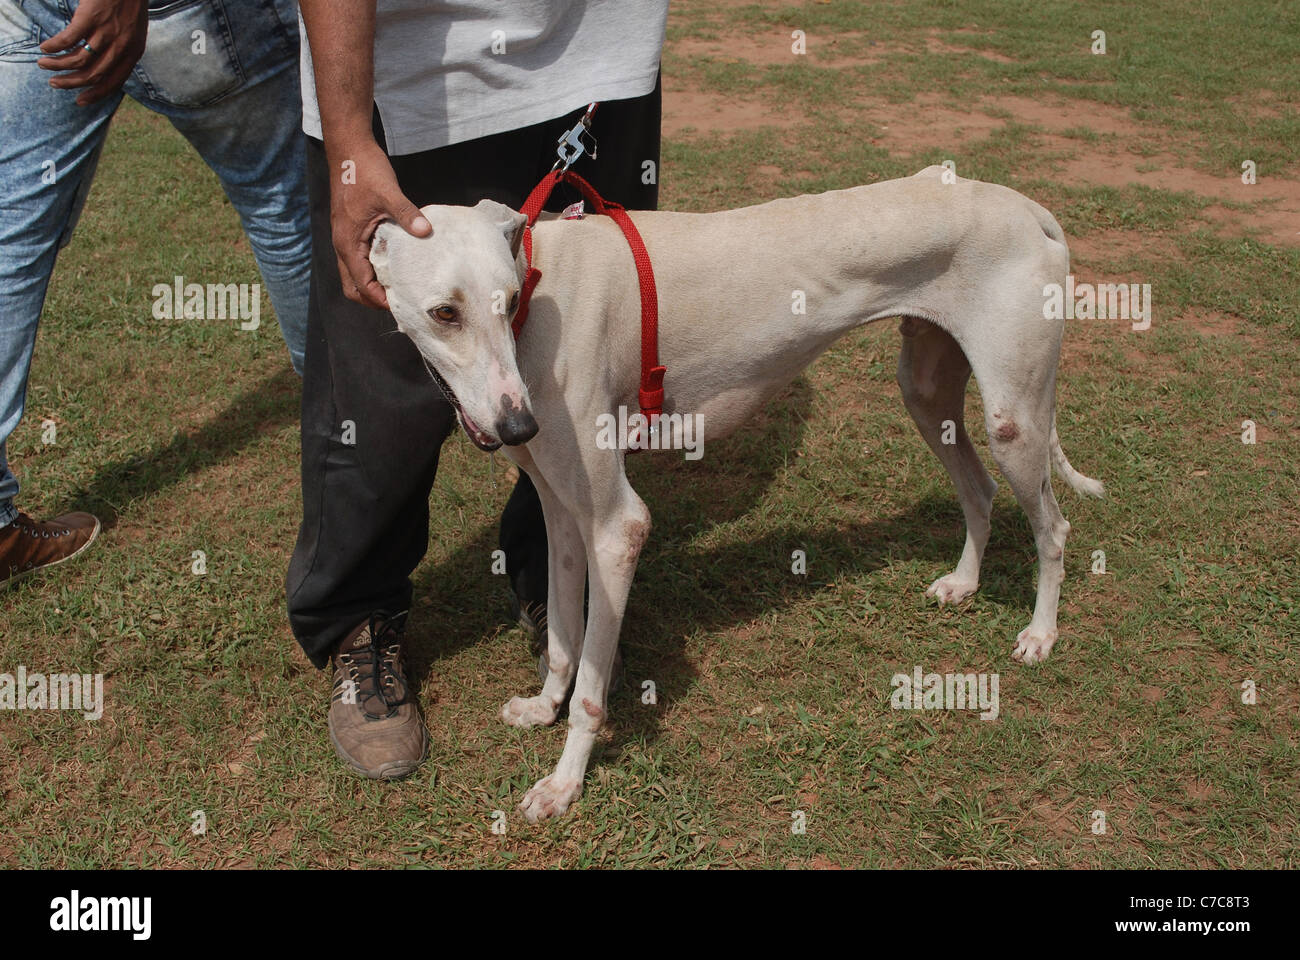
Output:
[0,0,1296,868]
[667,0,1300,171]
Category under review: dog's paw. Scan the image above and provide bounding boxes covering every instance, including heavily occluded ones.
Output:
[500,695,559,728]
[1011,627,1057,664]
[519,774,582,822]
[926,573,979,605]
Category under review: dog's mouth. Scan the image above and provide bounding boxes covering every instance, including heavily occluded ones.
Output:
[427,365,502,452]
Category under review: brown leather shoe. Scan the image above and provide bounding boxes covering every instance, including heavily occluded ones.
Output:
[0,511,101,587]
[328,611,428,780]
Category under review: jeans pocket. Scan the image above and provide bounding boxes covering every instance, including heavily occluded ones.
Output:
[130,0,245,108]
[0,0,38,58]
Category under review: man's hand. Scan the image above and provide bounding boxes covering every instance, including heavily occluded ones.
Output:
[37,0,149,107]
[330,138,432,309]
[300,0,426,310]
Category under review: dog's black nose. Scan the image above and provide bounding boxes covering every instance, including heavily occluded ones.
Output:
[497,402,539,445]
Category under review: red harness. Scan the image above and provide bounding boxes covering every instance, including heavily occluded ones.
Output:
[512,169,666,423]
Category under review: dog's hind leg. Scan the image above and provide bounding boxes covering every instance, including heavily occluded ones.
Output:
[518,466,650,822]
[897,318,998,605]
[500,469,587,729]
[968,347,1072,665]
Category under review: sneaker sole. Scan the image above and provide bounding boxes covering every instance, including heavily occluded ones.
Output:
[1,516,102,590]
[509,592,544,644]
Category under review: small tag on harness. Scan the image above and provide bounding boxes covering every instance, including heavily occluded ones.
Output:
[561,201,585,220]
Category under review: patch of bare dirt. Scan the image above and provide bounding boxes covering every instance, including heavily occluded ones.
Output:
[865,95,1006,153]
[1224,90,1298,121]
[913,92,1298,245]
[1177,307,1246,339]
[925,33,1016,64]
[671,28,890,69]
[805,855,844,869]
[661,88,800,138]
[994,94,1149,138]
[1027,797,1084,839]
[1058,152,1300,247]
[1195,199,1299,247]
[663,15,1300,248]
[1068,228,1180,266]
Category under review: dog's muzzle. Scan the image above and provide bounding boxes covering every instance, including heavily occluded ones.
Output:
[496,398,539,446]
[425,363,506,451]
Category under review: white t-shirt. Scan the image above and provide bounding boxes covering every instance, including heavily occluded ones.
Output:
[300,0,669,156]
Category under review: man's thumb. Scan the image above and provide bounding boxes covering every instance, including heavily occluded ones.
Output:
[392,199,432,237]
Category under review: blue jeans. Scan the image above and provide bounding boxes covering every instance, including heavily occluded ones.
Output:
[0,0,310,527]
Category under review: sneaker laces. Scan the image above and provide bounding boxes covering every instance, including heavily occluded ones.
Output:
[11,513,70,539]
[337,610,411,719]
[521,599,548,655]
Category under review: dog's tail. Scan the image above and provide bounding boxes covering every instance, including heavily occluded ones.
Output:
[1051,417,1105,498]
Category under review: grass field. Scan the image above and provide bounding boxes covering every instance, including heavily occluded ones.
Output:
[1,0,1296,868]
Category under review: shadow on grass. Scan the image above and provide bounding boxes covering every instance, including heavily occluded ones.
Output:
[402,379,822,714]
[601,494,1038,759]
[57,368,301,526]
[401,376,1042,767]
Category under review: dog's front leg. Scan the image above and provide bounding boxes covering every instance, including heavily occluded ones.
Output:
[518,484,651,822]
[501,470,586,727]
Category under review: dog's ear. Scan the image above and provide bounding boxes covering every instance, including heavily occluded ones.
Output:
[474,198,528,258]
[370,220,396,287]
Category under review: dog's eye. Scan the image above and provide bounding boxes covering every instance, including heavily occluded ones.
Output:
[430,305,458,324]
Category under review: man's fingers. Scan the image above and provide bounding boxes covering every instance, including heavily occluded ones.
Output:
[335,256,363,304]
[338,248,389,310]
[40,25,107,77]
[76,81,117,106]
[45,30,115,88]
[341,274,389,310]
[356,277,390,311]
[37,47,94,72]
[78,59,136,105]
[48,65,105,90]
[39,12,92,53]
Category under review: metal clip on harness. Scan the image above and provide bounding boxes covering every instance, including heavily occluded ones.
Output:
[551,102,599,172]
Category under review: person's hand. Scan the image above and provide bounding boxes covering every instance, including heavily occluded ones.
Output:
[37,0,149,107]
[329,137,431,310]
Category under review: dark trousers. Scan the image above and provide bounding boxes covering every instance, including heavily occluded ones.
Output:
[286,80,662,667]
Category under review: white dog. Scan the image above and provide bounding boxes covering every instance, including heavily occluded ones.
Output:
[370,165,1104,821]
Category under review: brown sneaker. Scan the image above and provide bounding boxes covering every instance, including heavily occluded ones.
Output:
[517,592,625,691]
[0,511,101,587]
[328,610,428,780]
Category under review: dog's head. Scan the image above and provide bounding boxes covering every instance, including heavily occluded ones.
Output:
[370,199,536,451]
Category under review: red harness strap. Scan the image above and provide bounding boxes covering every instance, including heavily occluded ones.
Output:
[512,169,666,422]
